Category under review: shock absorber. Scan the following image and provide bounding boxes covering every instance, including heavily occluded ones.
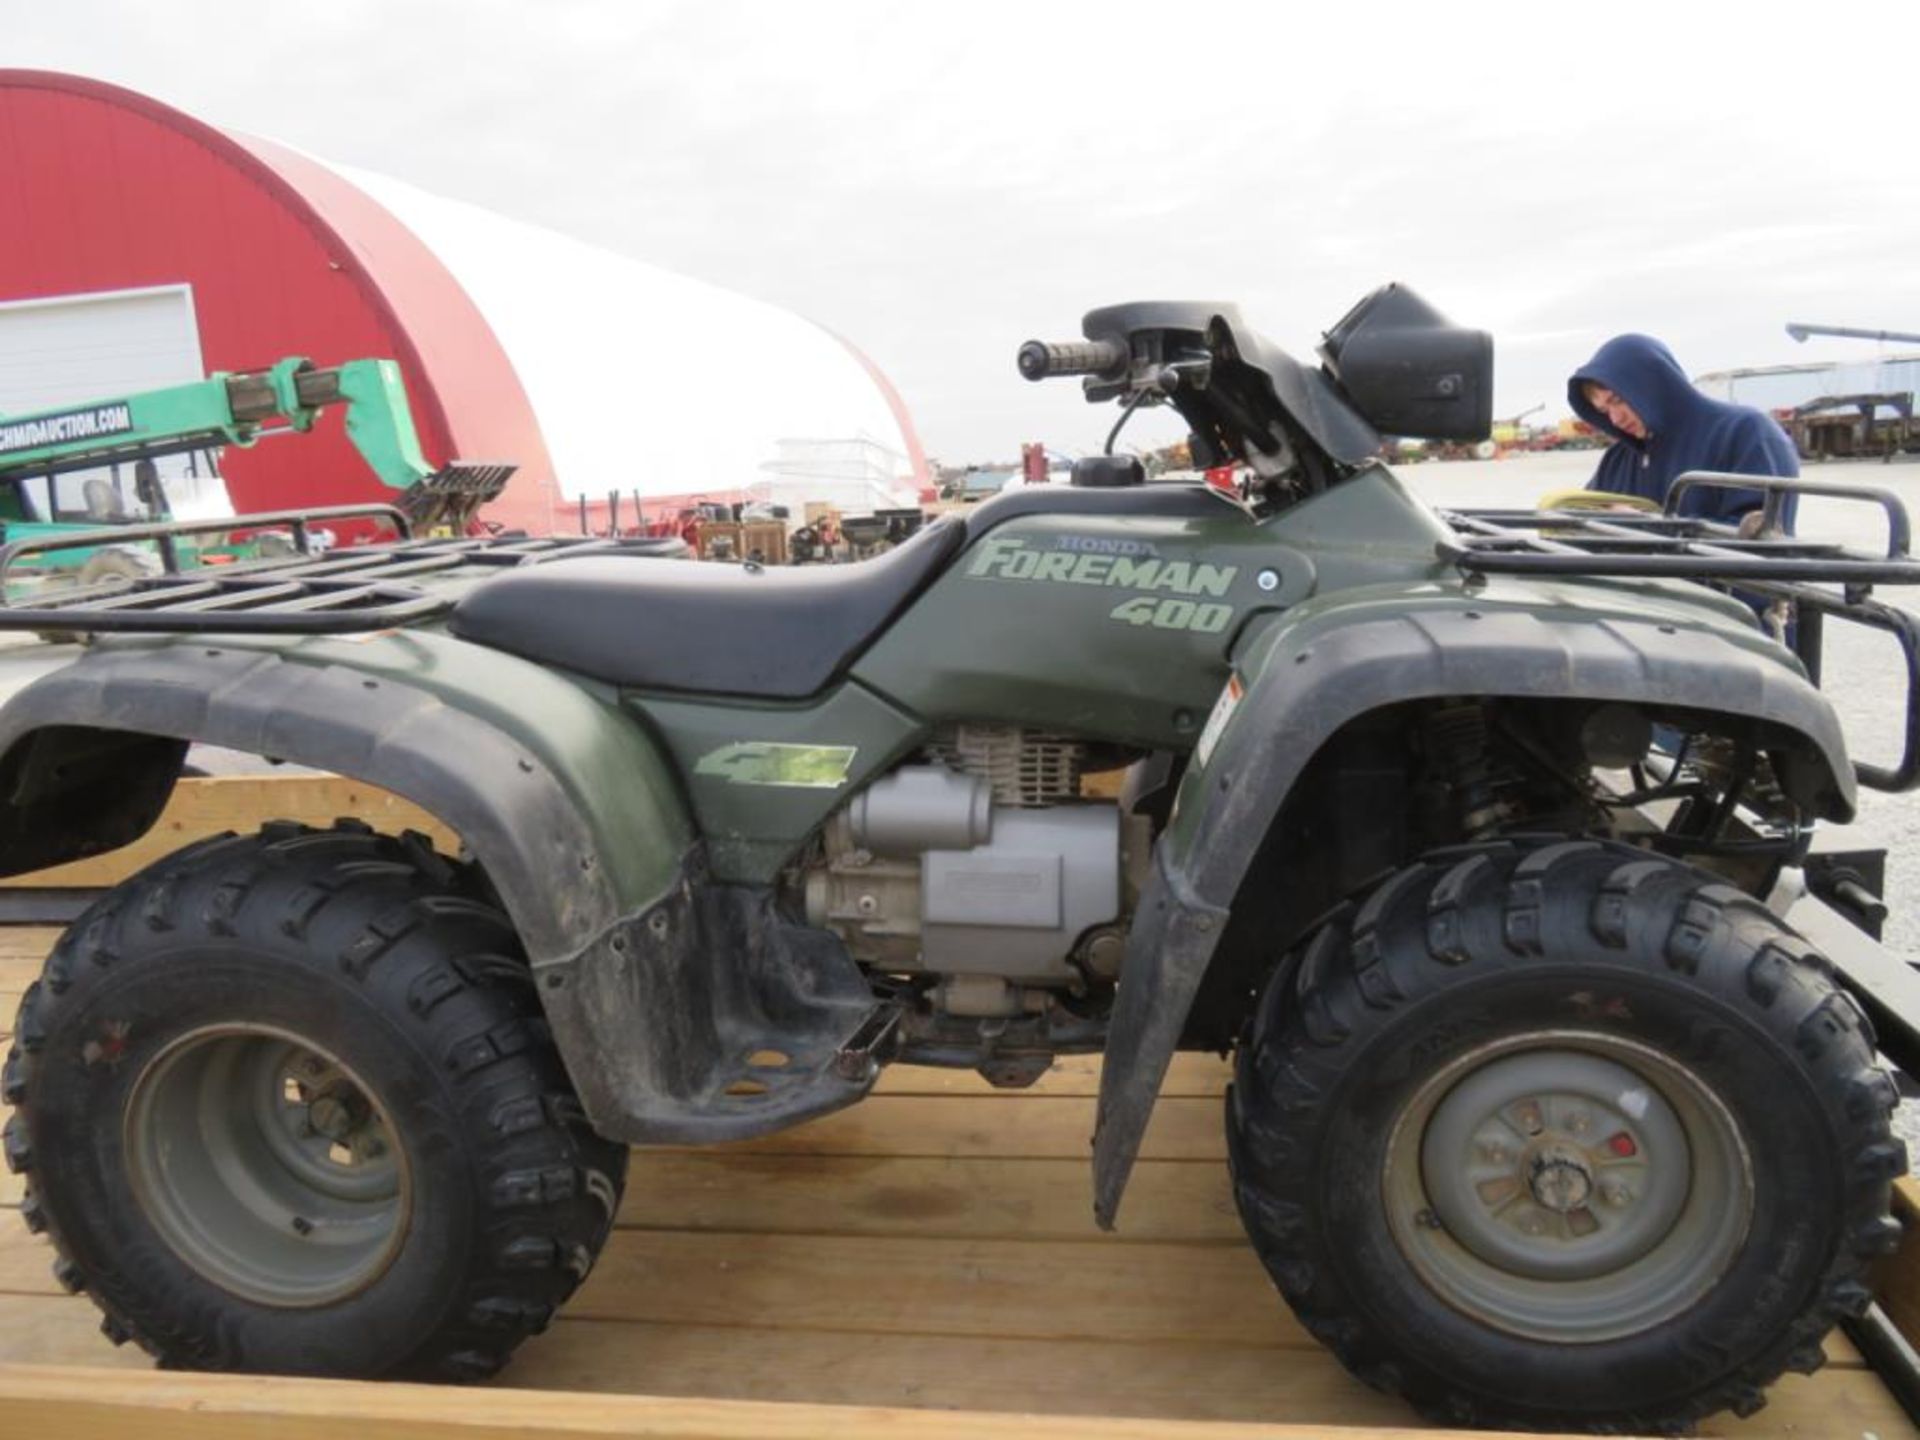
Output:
[1426,703,1510,838]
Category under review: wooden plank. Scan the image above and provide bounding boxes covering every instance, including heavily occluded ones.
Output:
[1880,1175,1920,1345]
[566,1230,1284,1346]
[0,1299,150,1371]
[618,1152,1242,1242]
[0,1361,1567,1440]
[1,775,457,889]
[701,1095,1222,1162]
[0,930,62,960]
[0,947,46,1026]
[875,1053,1230,1099]
[513,1321,1911,1435]
[38,1200,1884,1390]
[513,1321,1470,1428]
[0,1242,1890,1434]
[0,1150,1231,1242]
[0,1222,57,1296]
[0,1204,1871,1370]
[0,1313,1892,1439]
[0,1218,1275,1345]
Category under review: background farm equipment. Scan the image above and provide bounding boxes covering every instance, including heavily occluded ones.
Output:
[0,357,514,591]
[1784,393,1918,462]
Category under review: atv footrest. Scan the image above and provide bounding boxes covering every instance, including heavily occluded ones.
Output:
[536,861,887,1145]
[834,1002,906,1081]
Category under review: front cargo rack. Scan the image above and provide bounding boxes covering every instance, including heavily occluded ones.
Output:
[1439,471,1920,792]
[0,504,684,635]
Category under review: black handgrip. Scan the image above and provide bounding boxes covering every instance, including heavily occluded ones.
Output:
[1017,337,1128,381]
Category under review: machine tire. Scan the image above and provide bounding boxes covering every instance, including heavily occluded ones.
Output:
[3,820,627,1381]
[76,546,163,588]
[30,548,164,642]
[1227,838,1904,1433]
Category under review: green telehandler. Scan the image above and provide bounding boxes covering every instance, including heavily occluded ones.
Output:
[0,356,512,590]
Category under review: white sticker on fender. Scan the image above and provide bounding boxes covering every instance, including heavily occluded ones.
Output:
[1194,672,1244,770]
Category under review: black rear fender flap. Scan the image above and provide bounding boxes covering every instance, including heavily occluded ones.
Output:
[1092,607,1853,1228]
[0,646,623,962]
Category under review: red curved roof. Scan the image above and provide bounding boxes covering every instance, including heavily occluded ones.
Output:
[830,330,934,503]
[0,70,929,530]
[0,69,555,522]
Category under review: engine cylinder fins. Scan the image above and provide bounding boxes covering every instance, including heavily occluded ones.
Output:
[926,724,1087,808]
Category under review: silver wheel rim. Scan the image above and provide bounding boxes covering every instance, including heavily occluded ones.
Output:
[1382,1030,1752,1342]
[125,1025,411,1307]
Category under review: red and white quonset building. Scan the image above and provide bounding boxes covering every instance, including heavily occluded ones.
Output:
[0,70,932,533]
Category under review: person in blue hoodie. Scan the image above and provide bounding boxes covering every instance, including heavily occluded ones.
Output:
[1568,334,1799,532]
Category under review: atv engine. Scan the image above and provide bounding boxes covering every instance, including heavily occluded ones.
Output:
[804,727,1134,1017]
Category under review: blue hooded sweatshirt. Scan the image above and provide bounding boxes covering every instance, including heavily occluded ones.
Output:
[1568,334,1798,524]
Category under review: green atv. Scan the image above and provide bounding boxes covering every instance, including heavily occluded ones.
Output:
[1,284,1917,1433]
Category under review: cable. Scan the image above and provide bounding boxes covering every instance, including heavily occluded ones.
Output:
[1105,392,1147,456]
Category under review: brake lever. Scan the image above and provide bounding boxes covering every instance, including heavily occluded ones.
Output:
[1131,355,1213,400]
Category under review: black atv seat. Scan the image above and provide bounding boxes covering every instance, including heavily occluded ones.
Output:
[448,519,969,699]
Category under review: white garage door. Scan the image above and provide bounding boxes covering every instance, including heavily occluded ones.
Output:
[0,285,230,520]
[0,285,204,413]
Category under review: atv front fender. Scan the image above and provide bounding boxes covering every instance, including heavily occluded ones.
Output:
[1092,592,1854,1227]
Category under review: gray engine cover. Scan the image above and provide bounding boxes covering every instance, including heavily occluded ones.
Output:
[920,806,1121,981]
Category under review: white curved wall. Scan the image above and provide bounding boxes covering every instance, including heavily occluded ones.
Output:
[325,158,920,510]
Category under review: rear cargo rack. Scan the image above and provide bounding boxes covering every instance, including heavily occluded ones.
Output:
[1439,471,1920,792]
[0,504,683,635]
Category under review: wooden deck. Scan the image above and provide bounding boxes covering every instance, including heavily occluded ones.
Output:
[0,779,1914,1436]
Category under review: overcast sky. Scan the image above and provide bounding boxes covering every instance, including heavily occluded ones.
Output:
[10,1,1920,464]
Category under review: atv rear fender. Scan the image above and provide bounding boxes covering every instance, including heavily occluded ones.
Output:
[0,640,690,954]
[0,638,728,1135]
[1092,594,1856,1227]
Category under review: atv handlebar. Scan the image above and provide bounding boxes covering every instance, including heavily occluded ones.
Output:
[1016,338,1128,382]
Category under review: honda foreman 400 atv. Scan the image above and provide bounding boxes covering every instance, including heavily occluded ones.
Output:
[2,287,1918,1432]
